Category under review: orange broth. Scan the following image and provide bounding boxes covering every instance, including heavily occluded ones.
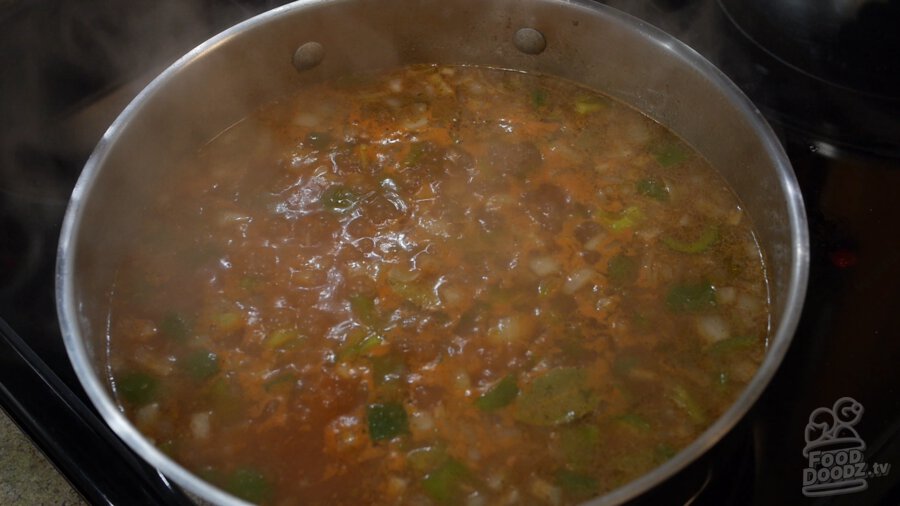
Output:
[107,65,769,505]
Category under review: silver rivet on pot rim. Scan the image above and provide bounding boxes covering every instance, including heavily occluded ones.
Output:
[513,28,546,55]
[293,41,325,72]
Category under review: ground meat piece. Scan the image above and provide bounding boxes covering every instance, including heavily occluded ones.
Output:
[525,183,569,232]
[574,220,603,244]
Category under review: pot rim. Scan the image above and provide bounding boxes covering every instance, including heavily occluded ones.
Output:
[56,1,809,504]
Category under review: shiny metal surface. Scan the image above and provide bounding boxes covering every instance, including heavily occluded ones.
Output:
[56,0,809,504]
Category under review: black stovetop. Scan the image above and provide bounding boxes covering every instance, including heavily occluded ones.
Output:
[1,0,898,504]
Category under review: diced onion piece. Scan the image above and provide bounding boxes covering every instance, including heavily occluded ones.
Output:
[293,112,320,128]
[530,478,562,506]
[489,315,536,344]
[716,286,737,305]
[135,403,160,427]
[628,368,658,381]
[636,227,662,241]
[439,284,463,307]
[218,212,251,226]
[386,476,408,497]
[466,492,487,506]
[529,256,561,276]
[696,315,730,343]
[133,348,173,377]
[388,78,403,93]
[583,234,604,251]
[486,472,506,491]
[623,116,651,144]
[563,268,595,294]
[427,73,454,95]
[335,362,366,380]
[732,359,758,383]
[503,489,521,505]
[409,410,435,435]
[746,240,762,258]
[190,412,211,440]
[736,292,763,326]
[402,116,429,130]
[454,370,471,392]
[467,81,484,94]
[595,297,612,312]
[388,266,421,283]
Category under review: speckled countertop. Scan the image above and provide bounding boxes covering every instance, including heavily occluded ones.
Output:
[0,408,86,505]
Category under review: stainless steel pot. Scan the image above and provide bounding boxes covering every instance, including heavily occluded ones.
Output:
[56,0,809,504]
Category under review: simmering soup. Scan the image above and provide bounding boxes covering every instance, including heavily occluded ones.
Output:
[107,65,769,505]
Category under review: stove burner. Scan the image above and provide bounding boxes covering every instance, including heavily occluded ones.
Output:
[714,0,900,159]
[717,0,900,100]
